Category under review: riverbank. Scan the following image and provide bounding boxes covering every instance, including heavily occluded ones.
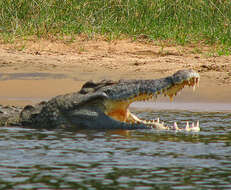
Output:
[0,39,231,106]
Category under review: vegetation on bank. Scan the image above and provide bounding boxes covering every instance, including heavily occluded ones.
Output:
[0,0,230,54]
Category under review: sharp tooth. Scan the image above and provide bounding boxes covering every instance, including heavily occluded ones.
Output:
[174,122,178,127]
[196,120,199,128]
[173,122,179,130]
[185,122,189,130]
[156,118,160,123]
[190,121,200,132]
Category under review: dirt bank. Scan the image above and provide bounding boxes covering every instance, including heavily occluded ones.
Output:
[0,38,231,106]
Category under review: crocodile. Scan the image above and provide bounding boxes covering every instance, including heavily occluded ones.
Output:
[0,69,200,131]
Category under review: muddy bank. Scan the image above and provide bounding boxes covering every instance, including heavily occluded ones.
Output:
[0,39,231,106]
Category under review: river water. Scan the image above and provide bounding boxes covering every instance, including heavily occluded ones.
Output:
[0,108,231,189]
[0,75,231,189]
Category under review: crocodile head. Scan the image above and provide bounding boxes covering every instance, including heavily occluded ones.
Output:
[78,69,200,131]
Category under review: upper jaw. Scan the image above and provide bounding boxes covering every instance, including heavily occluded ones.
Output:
[102,69,200,102]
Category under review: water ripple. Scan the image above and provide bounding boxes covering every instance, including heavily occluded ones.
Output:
[0,111,230,189]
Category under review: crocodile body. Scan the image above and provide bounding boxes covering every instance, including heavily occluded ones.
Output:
[0,70,200,131]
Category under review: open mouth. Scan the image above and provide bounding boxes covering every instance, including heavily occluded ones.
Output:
[104,70,200,131]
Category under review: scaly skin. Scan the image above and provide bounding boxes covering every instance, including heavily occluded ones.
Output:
[0,69,200,131]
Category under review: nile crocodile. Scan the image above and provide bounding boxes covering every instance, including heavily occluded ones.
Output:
[0,69,200,131]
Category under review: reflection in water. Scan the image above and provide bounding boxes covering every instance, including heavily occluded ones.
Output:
[0,111,231,189]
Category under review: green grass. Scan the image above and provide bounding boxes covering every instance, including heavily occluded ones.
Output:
[0,0,230,53]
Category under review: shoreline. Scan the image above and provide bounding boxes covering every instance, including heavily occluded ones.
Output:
[0,76,230,108]
[0,39,230,107]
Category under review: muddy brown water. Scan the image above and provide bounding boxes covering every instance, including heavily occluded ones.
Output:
[0,73,231,189]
